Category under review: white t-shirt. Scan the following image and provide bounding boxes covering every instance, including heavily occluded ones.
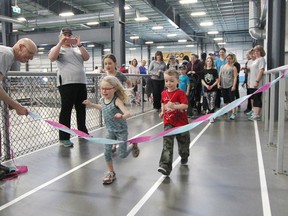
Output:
[248,57,265,88]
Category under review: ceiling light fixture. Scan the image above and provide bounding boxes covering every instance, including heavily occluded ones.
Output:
[157,46,165,49]
[59,12,74,17]
[186,45,195,47]
[134,17,148,21]
[178,39,187,43]
[129,48,136,50]
[213,37,223,41]
[145,41,154,44]
[17,17,26,21]
[124,5,131,10]
[87,44,95,48]
[218,42,226,45]
[191,12,206,16]
[208,31,219,34]
[152,26,163,30]
[103,48,111,52]
[179,0,197,4]
[86,21,99,25]
[200,21,213,26]
[130,36,139,39]
[167,33,177,37]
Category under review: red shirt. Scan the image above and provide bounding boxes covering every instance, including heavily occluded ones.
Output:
[161,89,188,126]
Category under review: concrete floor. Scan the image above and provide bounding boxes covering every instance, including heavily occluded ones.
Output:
[0,109,287,216]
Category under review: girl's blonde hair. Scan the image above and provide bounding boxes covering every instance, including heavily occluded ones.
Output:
[101,76,128,102]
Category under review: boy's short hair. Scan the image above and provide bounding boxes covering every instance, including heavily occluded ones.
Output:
[164,68,179,78]
[179,64,187,70]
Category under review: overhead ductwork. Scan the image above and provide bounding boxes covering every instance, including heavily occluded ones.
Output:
[249,0,266,40]
[0,11,134,31]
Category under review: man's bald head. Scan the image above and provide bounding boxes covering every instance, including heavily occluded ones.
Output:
[13,38,37,63]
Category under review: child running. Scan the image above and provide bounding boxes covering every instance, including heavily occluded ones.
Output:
[83,76,140,185]
[158,69,191,176]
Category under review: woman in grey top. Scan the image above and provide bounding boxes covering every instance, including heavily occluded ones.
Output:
[218,54,238,120]
[148,51,166,111]
[48,27,90,147]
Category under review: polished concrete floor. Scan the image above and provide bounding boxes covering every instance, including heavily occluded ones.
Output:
[0,109,287,216]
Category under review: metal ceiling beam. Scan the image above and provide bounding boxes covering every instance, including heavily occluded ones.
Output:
[30,0,84,15]
[143,0,200,43]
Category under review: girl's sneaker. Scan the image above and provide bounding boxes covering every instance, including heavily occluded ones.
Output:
[103,171,116,185]
[131,143,140,158]
[60,140,74,148]
[245,110,254,117]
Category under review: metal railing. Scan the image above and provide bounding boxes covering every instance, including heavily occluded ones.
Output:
[0,72,152,162]
[264,65,288,174]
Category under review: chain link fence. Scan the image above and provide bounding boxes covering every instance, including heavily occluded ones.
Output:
[1,72,152,162]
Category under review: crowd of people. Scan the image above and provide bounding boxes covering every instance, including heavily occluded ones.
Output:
[0,27,266,183]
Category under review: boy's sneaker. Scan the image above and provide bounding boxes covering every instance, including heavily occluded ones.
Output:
[209,118,215,123]
[181,158,188,165]
[157,167,170,176]
[248,114,261,121]
[103,171,116,185]
[229,113,236,120]
[60,140,74,148]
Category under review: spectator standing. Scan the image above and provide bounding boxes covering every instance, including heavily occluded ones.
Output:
[201,57,219,123]
[48,27,90,147]
[148,51,166,111]
[218,54,238,120]
[246,45,266,121]
[215,48,227,108]
[167,54,179,70]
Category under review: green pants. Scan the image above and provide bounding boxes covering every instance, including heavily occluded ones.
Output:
[159,124,190,174]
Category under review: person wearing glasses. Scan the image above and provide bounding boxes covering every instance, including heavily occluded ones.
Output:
[48,27,90,147]
[0,38,37,179]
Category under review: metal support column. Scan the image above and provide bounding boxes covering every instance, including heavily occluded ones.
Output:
[113,0,125,67]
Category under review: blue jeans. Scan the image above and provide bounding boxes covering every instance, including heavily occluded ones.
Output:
[104,130,132,162]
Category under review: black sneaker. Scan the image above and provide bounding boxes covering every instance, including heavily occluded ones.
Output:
[157,167,169,176]
[181,158,188,165]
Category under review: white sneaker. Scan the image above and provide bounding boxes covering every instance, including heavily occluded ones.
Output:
[209,118,214,123]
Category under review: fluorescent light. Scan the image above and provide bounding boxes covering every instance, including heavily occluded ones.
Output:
[134,17,148,21]
[218,42,226,45]
[87,44,95,48]
[38,47,45,51]
[86,21,99,25]
[130,36,139,39]
[191,12,206,16]
[37,52,44,55]
[186,45,195,47]
[167,33,177,37]
[180,0,197,4]
[152,26,163,30]
[157,46,165,49]
[178,39,187,43]
[12,29,18,32]
[200,21,213,26]
[17,17,26,21]
[145,41,154,44]
[129,48,136,50]
[103,48,111,52]
[208,31,219,34]
[59,12,74,17]
[124,5,131,10]
[213,37,223,41]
